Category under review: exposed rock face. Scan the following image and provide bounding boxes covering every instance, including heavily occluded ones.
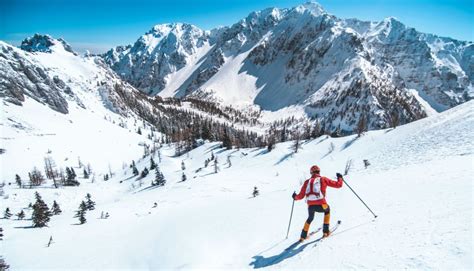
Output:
[20,34,77,55]
[101,2,472,132]
[0,42,70,113]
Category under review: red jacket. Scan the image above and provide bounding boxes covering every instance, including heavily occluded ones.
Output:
[295,174,343,205]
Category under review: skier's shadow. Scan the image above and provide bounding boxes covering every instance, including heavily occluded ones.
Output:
[249,237,322,269]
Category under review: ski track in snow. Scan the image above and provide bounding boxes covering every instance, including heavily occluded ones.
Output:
[1,101,473,269]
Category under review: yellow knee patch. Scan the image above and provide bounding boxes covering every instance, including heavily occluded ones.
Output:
[324,213,330,224]
[323,204,330,224]
[303,222,310,231]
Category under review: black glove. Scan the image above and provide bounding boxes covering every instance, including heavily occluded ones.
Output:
[336,173,343,179]
[292,192,297,200]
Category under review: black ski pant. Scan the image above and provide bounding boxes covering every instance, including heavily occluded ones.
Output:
[301,204,330,239]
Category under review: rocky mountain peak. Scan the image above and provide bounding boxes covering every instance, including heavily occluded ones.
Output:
[20,34,76,55]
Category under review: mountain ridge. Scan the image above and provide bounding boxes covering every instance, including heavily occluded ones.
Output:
[101,1,472,132]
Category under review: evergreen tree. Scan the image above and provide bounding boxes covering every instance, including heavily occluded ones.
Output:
[65,167,80,186]
[141,167,149,178]
[153,166,166,186]
[32,192,52,227]
[132,161,139,176]
[3,208,12,219]
[150,157,156,170]
[292,131,301,153]
[15,174,22,188]
[74,201,87,224]
[83,169,89,179]
[51,200,62,215]
[85,193,96,211]
[137,127,142,135]
[17,210,25,220]
[181,172,187,182]
[181,160,186,171]
[211,152,215,161]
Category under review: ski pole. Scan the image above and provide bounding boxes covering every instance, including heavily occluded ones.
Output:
[342,179,378,219]
[286,196,295,239]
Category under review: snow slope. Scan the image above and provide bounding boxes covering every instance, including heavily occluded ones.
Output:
[1,101,473,269]
[0,38,158,181]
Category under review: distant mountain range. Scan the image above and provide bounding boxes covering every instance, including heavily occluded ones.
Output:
[1,1,472,134]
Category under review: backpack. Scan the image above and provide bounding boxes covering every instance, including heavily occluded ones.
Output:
[305,177,324,201]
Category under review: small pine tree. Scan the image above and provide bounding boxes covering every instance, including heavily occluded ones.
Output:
[4,208,12,219]
[154,166,166,186]
[363,159,371,169]
[0,256,8,270]
[150,157,156,170]
[204,159,209,168]
[137,127,142,135]
[141,167,149,178]
[15,174,22,188]
[65,167,80,186]
[211,152,215,161]
[71,168,77,179]
[85,193,96,211]
[132,161,139,176]
[17,210,25,220]
[181,172,187,182]
[74,201,87,224]
[181,160,186,171]
[292,131,301,153]
[32,192,52,227]
[51,200,62,215]
[83,169,89,179]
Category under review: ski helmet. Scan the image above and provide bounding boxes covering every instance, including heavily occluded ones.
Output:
[310,165,320,174]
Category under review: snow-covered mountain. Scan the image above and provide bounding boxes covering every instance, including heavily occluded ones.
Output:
[0,34,271,181]
[0,35,162,179]
[103,2,473,132]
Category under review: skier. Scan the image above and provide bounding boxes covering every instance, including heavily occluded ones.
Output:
[292,165,343,241]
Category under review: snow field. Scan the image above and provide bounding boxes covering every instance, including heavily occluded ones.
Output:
[1,101,472,269]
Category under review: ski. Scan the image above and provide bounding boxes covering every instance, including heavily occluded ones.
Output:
[298,226,323,243]
[312,220,342,246]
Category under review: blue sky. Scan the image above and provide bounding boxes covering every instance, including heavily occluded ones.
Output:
[1,0,473,53]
